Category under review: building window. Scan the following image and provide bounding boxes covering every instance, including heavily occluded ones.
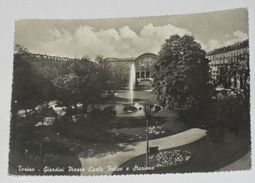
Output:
[141,65,145,70]
[136,72,140,78]
[141,72,145,78]
[146,71,150,78]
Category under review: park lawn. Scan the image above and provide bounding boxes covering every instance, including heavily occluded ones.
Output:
[54,113,189,144]
[9,126,82,176]
[9,143,82,176]
[113,128,251,175]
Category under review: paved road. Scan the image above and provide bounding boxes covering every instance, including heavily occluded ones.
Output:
[78,128,207,175]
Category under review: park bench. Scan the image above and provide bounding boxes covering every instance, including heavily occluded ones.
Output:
[149,146,159,154]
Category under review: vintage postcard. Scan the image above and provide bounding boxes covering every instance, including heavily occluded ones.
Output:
[8,8,251,176]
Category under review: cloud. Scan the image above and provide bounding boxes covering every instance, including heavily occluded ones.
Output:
[207,40,222,51]
[119,26,138,39]
[206,30,248,51]
[224,33,230,38]
[40,23,192,58]
[224,30,248,46]
[140,23,191,40]
[34,26,249,56]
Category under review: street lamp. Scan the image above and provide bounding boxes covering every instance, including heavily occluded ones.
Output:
[143,104,152,166]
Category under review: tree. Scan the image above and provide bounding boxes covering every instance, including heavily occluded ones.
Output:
[12,49,53,118]
[53,72,80,110]
[153,35,211,113]
[53,56,110,116]
[111,64,129,89]
[220,52,250,98]
[14,44,29,54]
[71,56,101,113]
[96,55,115,92]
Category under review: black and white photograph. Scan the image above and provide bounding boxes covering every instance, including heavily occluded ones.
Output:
[3,4,253,178]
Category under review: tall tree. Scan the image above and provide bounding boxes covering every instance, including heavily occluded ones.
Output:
[71,57,100,112]
[53,72,80,109]
[54,56,108,115]
[12,53,56,117]
[96,55,115,92]
[153,35,211,113]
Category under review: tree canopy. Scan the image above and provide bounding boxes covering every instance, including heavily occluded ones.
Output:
[13,46,130,112]
[12,52,56,119]
[153,35,211,112]
[12,45,118,117]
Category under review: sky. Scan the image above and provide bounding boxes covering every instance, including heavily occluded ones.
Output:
[15,8,248,59]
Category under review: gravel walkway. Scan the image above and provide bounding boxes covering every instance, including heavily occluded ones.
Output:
[79,128,207,175]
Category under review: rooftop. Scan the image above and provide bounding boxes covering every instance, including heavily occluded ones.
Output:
[207,39,249,56]
[104,57,135,62]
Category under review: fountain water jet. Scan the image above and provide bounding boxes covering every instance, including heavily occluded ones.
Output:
[123,63,138,113]
[129,63,136,105]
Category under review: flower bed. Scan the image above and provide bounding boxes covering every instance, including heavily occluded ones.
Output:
[148,150,192,168]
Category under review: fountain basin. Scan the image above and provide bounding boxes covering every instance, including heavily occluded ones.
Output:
[123,105,138,113]
[103,103,162,118]
[103,103,144,117]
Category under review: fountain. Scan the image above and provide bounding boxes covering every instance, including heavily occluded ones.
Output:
[129,63,136,105]
[102,62,161,117]
[123,63,138,113]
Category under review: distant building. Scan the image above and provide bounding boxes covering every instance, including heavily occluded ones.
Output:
[105,53,158,86]
[206,39,249,91]
[16,51,158,87]
[17,52,80,62]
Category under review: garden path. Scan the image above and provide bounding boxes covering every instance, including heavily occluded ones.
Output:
[78,128,207,175]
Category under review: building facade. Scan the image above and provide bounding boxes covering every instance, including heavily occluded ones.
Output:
[17,52,80,62]
[105,53,158,86]
[206,39,249,91]
[134,53,157,83]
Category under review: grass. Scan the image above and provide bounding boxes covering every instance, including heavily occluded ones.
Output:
[9,120,82,176]
[9,139,82,175]
[53,113,188,144]
[10,90,251,175]
[112,96,251,175]
[113,128,251,175]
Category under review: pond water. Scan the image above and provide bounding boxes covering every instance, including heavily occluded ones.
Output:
[114,103,145,117]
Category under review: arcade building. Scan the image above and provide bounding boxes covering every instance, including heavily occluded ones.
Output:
[105,53,158,86]
[206,39,249,91]
[17,39,249,92]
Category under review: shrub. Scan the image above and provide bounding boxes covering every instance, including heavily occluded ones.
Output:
[202,97,250,144]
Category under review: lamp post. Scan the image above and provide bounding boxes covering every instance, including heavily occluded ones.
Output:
[144,104,152,166]
[39,121,44,175]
